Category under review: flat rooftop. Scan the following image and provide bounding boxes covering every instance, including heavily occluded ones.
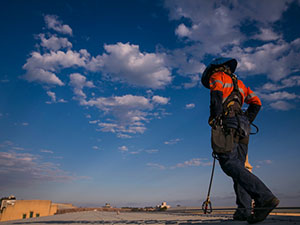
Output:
[1,210,300,225]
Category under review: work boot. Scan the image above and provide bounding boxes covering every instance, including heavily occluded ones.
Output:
[233,210,247,221]
[247,197,279,224]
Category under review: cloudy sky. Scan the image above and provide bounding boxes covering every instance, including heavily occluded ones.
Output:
[1,0,300,207]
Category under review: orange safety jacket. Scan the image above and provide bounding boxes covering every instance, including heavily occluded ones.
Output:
[209,72,261,122]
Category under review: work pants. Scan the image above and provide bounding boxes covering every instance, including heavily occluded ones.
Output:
[217,142,275,217]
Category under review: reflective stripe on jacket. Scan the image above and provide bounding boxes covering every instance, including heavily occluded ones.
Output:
[209,72,262,106]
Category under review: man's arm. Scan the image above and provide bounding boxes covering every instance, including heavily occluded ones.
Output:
[245,104,261,123]
[210,90,223,118]
[244,87,262,123]
[209,72,224,125]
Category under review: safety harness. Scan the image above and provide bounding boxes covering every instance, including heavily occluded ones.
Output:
[222,73,243,117]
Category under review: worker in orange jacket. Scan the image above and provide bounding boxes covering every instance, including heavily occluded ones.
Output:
[201,58,279,224]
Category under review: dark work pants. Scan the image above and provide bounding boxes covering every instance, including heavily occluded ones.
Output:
[217,142,275,216]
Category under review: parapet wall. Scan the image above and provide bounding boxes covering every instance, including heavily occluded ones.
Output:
[56,207,131,214]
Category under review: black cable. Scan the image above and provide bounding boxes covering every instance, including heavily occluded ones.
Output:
[202,154,216,214]
[250,123,259,135]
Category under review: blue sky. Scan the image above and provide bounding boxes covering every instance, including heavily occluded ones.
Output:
[1,0,300,207]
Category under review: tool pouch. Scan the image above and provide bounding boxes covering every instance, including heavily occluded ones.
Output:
[237,115,250,138]
[223,114,251,145]
[237,115,250,145]
[211,126,235,154]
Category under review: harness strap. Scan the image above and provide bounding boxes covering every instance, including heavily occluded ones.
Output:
[222,74,243,116]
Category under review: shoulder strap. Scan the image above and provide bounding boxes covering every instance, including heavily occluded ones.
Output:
[222,74,242,115]
[231,75,238,90]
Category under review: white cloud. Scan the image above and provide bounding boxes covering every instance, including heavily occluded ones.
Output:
[256,89,300,111]
[270,101,294,111]
[39,34,72,51]
[261,83,284,92]
[145,149,159,154]
[185,103,195,109]
[262,76,300,91]
[40,149,54,154]
[257,91,299,110]
[58,99,67,103]
[259,91,299,102]
[257,74,300,111]
[0,140,14,148]
[147,158,211,170]
[97,121,146,136]
[263,159,272,164]
[97,122,119,133]
[165,0,292,52]
[164,138,181,145]
[69,73,95,99]
[92,146,99,150]
[46,91,67,104]
[171,158,211,169]
[147,163,165,170]
[0,151,78,188]
[282,75,300,87]
[12,147,24,151]
[23,40,173,110]
[79,94,169,137]
[22,122,29,126]
[175,23,191,37]
[183,75,200,89]
[152,95,170,105]
[89,120,99,124]
[165,1,245,54]
[162,47,206,76]
[225,39,300,81]
[117,133,132,139]
[23,68,64,86]
[23,50,89,86]
[30,50,88,70]
[129,151,141,155]
[47,91,56,102]
[86,42,172,89]
[44,15,73,36]
[84,95,152,111]
[255,159,273,168]
[118,145,128,152]
[253,28,281,41]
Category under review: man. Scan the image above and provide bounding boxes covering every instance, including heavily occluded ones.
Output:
[201,58,279,224]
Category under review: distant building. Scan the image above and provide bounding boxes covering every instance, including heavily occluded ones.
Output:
[104,203,112,208]
[156,202,170,210]
[0,199,76,222]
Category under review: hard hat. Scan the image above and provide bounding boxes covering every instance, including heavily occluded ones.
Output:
[201,58,237,89]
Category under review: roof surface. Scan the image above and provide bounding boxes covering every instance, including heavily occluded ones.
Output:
[1,211,300,225]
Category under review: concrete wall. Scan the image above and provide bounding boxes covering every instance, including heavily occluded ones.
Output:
[0,200,58,222]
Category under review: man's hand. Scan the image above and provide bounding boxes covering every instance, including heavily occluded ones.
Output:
[209,115,222,128]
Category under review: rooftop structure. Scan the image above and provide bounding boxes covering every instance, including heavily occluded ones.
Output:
[0,200,76,222]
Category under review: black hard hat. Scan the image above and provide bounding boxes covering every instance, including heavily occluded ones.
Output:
[201,58,237,89]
